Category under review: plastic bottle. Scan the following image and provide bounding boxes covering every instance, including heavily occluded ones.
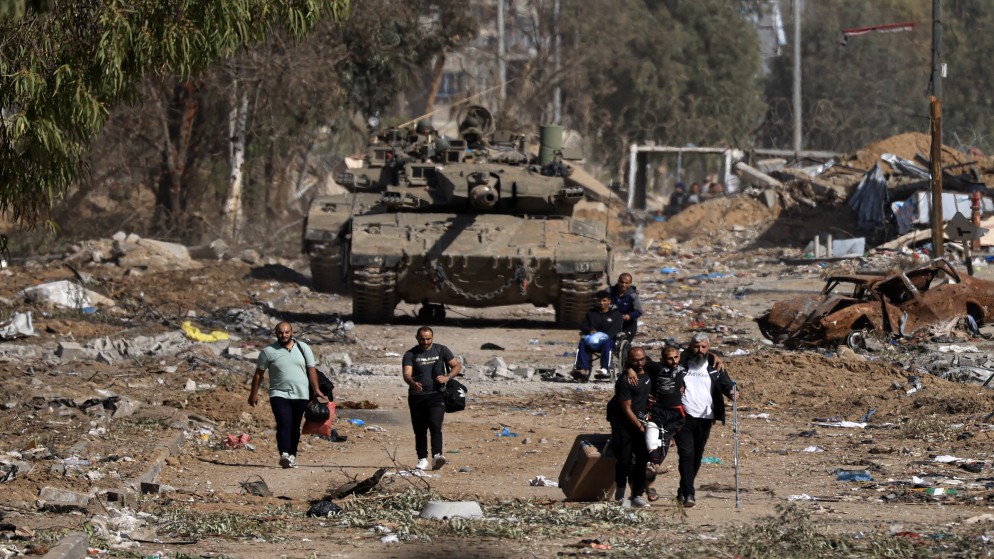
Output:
[925,487,957,496]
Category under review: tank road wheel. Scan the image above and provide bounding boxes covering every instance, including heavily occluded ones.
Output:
[310,243,347,293]
[555,274,599,329]
[352,267,398,324]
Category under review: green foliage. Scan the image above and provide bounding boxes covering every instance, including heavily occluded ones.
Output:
[556,0,763,164]
[759,0,994,154]
[0,0,349,228]
[335,0,477,117]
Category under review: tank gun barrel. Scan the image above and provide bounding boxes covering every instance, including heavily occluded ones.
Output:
[470,184,499,208]
[467,171,500,209]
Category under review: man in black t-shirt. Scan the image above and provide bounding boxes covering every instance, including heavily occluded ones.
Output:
[402,326,463,471]
[642,345,687,501]
[606,346,652,508]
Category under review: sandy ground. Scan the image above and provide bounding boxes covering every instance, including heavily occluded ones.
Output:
[3,236,994,557]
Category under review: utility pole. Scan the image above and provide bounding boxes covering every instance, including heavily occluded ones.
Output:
[552,0,561,124]
[792,0,802,152]
[929,0,944,258]
[497,0,507,102]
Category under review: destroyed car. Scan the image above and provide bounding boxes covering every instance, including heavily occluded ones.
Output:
[755,259,994,348]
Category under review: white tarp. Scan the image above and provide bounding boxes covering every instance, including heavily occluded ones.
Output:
[19,280,115,309]
[0,311,36,339]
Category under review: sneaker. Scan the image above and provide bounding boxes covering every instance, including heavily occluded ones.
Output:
[615,498,626,506]
[594,368,610,379]
[683,495,696,508]
[630,496,650,508]
[279,452,291,469]
[415,458,430,470]
[432,453,447,470]
[287,454,297,468]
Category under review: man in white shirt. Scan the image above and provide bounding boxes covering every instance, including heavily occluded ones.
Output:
[673,332,737,507]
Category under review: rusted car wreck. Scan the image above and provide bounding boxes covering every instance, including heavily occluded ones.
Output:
[755,259,994,348]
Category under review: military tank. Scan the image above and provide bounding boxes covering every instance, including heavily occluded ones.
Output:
[303,106,612,327]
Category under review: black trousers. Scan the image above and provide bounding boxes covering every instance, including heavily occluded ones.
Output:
[270,397,308,457]
[648,405,685,464]
[408,392,446,459]
[610,421,650,499]
[674,416,713,499]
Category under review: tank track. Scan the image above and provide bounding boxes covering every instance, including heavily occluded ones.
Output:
[309,243,347,293]
[555,274,600,329]
[352,266,398,324]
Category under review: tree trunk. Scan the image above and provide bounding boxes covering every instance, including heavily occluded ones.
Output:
[424,52,446,115]
[222,84,249,241]
[155,81,200,227]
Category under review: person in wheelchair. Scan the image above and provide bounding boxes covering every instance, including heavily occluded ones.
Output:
[572,290,623,382]
[610,273,643,342]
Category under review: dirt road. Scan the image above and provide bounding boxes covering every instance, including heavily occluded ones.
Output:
[2,247,994,558]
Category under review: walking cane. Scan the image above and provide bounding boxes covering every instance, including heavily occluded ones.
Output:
[732,381,740,510]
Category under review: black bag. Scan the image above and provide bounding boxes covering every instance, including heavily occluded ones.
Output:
[295,342,335,402]
[444,377,467,413]
[305,399,331,422]
[310,369,335,402]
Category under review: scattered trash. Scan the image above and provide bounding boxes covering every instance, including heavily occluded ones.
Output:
[787,494,815,501]
[306,500,342,517]
[802,446,824,452]
[239,475,272,497]
[906,376,922,394]
[700,457,722,464]
[837,470,873,482]
[181,320,230,342]
[529,475,558,487]
[813,421,866,429]
[380,534,399,544]
[339,400,379,409]
[0,311,36,339]
[365,425,387,432]
[419,500,484,520]
[346,419,365,426]
[224,433,252,449]
[481,342,504,350]
[858,409,876,423]
[496,427,519,437]
[925,487,957,496]
[328,467,387,499]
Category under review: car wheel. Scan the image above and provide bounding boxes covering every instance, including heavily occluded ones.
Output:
[845,330,867,350]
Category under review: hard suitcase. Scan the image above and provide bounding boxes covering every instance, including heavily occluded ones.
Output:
[558,433,617,501]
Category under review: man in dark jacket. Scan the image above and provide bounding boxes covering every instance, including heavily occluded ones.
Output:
[572,290,623,382]
[610,273,643,341]
[673,332,737,508]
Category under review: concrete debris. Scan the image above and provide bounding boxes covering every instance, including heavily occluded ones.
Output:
[484,356,511,378]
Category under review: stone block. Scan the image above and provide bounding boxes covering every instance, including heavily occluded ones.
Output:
[38,486,90,508]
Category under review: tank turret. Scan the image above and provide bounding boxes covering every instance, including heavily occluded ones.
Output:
[304,104,612,327]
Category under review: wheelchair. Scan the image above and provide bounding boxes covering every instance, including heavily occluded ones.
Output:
[574,332,631,382]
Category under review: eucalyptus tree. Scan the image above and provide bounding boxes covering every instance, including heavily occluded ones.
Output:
[0,0,350,252]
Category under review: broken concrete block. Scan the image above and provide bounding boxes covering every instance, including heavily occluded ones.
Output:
[56,341,89,360]
[484,356,510,378]
[184,379,197,391]
[512,367,534,379]
[224,346,242,358]
[38,486,90,508]
[111,398,140,419]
